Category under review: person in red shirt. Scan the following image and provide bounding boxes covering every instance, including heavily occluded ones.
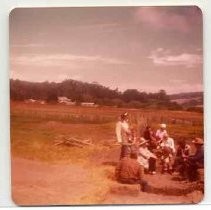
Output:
[115,152,149,192]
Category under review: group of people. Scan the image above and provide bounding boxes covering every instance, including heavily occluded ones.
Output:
[115,112,204,192]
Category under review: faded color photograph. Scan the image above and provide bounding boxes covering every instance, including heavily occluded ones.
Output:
[10,6,204,205]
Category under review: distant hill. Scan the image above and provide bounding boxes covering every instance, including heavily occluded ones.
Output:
[169,92,203,108]
[169,92,203,100]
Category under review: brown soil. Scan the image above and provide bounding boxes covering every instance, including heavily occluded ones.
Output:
[12,146,204,206]
[12,158,94,205]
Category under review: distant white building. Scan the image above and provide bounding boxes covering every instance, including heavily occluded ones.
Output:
[39,100,46,105]
[24,99,46,104]
[58,96,71,103]
[24,99,36,103]
[65,101,76,106]
[58,96,76,105]
[81,102,98,107]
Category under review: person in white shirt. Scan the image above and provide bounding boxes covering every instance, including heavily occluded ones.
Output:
[116,112,133,159]
[159,134,175,174]
[138,138,157,174]
[155,123,168,142]
[160,134,176,153]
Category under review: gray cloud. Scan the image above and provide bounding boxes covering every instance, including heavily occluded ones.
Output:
[148,48,202,68]
[11,53,130,67]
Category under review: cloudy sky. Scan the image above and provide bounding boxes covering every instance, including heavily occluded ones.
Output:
[10,6,203,94]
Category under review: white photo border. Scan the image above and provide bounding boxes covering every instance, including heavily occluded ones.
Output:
[0,0,210,208]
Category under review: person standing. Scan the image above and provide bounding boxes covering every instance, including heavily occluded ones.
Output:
[116,112,132,159]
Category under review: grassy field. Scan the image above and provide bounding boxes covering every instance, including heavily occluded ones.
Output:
[11,101,203,163]
[10,101,204,205]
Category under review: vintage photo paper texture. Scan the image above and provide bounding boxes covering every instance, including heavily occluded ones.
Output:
[10,6,204,205]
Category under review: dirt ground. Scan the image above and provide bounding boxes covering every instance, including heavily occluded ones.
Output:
[12,148,204,206]
[12,157,103,205]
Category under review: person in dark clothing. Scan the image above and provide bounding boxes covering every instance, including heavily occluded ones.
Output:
[185,138,204,181]
[115,152,149,192]
[173,140,191,176]
[143,125,157,152]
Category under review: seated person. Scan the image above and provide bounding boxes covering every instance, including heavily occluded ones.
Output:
[159,134,175,174]
[115,151,149,192]
[155,123,168,143]
[138,138,157,175]
[173,140,191,176]
[184,137,204,181]
[143,125,157,152]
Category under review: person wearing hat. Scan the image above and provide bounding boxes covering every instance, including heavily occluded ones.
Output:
[184,137,204,181]
[137,138,157,175]
[115,151,149,192]
[116,112,133,159]
[155,123,168,143]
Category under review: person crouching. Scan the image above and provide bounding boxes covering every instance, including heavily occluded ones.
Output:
[115,151,149,192]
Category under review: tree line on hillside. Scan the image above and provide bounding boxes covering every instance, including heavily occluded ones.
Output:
[10,79,183,110]
[169,92,203,100]
[169,91,203,112]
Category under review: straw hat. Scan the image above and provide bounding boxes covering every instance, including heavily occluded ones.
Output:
[192,138,204,145]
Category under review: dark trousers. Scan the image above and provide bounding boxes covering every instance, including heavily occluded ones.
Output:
[173,157,186,175]
[186,161,203,181]
[119,178,149,192]
[120,145,131,159]
[148,157,156,172]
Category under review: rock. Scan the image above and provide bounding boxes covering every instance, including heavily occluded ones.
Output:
[109,183,140,196]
